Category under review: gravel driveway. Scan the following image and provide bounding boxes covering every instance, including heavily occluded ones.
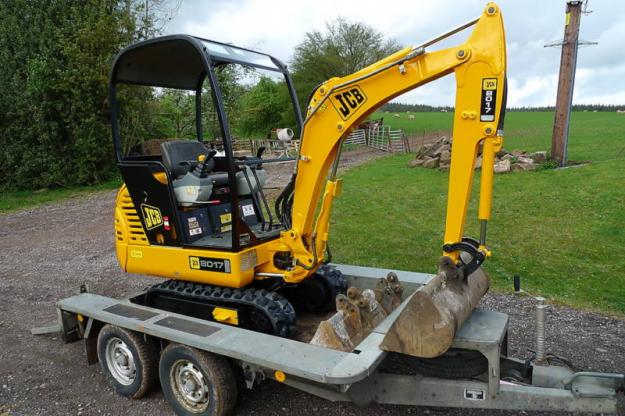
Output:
[0,149,623,415]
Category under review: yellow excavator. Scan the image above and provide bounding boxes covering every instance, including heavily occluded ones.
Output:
[111,3,505,354]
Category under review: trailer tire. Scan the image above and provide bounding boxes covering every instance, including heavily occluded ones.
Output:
[159,344,237,416]
[97,324,158,398]
[411,348,488,379]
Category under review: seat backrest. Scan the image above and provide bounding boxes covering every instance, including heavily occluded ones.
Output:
[160,140,207,178]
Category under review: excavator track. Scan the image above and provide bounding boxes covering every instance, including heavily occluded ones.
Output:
[139,280,297,338]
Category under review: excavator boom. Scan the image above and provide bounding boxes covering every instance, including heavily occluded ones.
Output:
[261,3,506,286]
[269,3,507,357]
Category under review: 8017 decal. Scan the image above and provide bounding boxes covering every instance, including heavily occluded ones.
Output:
[480,78,497,122]
[189,256,231,273]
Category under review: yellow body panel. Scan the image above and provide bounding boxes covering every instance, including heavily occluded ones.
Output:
[114,3,507,287]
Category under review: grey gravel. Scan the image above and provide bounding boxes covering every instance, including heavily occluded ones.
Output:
[0,152,624,415]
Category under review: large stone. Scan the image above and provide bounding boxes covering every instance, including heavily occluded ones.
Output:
[516,156,534,165]
[422,156,440,168]
[494,158,511,173]
[530,151,547,163]
[439,149,451,164]
[408,159,424,168]
[496,148,510,158]
[414,145,428,159]
[511,149,525,157]
[429,144,448,157]
[501,154,514,161]
[474,156,482,169]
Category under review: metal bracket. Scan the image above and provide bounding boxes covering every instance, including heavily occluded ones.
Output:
[242,363,266,389]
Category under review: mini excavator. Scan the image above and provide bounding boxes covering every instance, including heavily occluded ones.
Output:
[111,3,506,354]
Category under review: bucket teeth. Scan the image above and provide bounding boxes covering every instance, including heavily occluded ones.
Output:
[310,273,404,352]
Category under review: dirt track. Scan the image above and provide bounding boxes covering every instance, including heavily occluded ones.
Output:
[1,147,624,415]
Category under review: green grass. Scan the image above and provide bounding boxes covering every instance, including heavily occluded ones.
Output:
[332,112,625,315]
[0,180,121,213]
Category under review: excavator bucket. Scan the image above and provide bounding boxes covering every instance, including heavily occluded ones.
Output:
[379,257,489,357]
[310,257,489,358]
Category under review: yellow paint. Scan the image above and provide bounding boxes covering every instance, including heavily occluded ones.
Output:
[566,12,571,26]
[152,171,168,185]
[189,256,200,269]
[274,370,286,383]
[114,3,507,286]
[130,249,143,259]
[275,1,507,269]
[212,308,238,325]
[77,314,84,322]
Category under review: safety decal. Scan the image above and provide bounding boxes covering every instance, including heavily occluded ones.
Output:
[189,256,231,273]
[140,203,163,230]
[330,85,367,121]
[480,78,497,122]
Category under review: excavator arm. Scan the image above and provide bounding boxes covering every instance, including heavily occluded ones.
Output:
[261,3,506,284]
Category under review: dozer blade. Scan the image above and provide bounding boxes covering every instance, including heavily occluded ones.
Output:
[379,256,489,358]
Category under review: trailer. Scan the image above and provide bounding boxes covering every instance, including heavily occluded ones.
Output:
[51,264,623,415]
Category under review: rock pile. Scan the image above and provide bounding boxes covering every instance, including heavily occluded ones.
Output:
[407,136,548,173]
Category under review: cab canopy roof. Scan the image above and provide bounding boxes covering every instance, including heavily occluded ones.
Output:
[111,34,286,90]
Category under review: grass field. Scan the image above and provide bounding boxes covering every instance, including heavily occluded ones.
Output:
[331,111,625,314]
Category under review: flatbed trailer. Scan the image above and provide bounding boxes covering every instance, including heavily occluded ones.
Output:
[54,264,624,415]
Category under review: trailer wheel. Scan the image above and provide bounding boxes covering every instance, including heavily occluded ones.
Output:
[411,348,488,379]
[97,324,158,398]
[159,344,237,416]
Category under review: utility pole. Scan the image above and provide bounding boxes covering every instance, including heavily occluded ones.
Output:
[550,1,583,166]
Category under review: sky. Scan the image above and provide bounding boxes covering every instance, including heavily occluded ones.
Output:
[165,0,625,107]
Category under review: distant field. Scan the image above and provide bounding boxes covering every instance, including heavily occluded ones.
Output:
[374,111,625,162]
[333,111,625,314]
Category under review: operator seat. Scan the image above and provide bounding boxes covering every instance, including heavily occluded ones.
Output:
[161,140,209,179]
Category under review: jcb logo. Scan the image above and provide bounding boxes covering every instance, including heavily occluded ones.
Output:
[330,86,367,120]
[140,204,163,230]
[482,79,497,90]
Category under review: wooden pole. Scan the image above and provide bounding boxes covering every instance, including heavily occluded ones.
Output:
[551,1,583,166]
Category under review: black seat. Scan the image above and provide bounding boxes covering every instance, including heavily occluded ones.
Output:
[160,140,208,178]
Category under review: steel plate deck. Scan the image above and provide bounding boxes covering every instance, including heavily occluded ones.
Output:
[57,264,502,385]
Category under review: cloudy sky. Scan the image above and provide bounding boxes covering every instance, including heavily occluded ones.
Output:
[165,0,625,107]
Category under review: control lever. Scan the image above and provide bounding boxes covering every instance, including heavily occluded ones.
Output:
[193,150,217,177]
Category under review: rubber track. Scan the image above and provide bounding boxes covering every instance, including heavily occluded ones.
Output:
[316,265,348,298]
[146,280,297,338]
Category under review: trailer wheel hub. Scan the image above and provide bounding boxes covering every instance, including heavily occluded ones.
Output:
[105,337,136,385]
[172,360,209,410]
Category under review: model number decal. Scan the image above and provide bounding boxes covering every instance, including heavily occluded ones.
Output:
[480,78,497,122]
[189,256,231,273]
[140,203,163,230]
[330,86,367,120]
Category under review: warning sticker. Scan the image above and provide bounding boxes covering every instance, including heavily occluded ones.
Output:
[187,217,202,236]
[242,204,255,217]
[480,78,497,122]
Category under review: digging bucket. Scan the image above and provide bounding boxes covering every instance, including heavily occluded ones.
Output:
[379,256,490,358]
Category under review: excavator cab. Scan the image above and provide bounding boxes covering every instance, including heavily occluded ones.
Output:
[110,36,302,252]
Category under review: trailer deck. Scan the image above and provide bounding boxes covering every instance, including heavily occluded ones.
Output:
[55,264,624,414]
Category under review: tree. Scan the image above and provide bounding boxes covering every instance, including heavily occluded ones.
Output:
[291,18,400,110]
[238,76,294,137]
[0,0,175,190]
